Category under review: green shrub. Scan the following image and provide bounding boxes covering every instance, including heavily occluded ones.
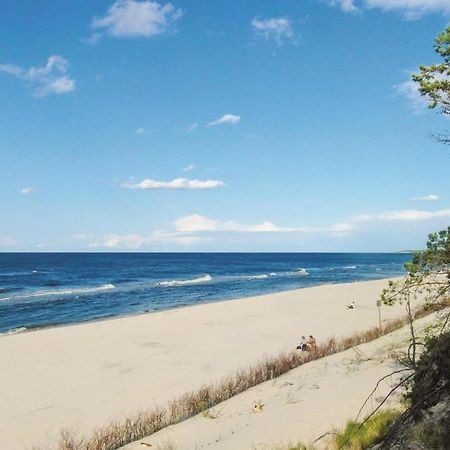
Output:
[333,409,400,449]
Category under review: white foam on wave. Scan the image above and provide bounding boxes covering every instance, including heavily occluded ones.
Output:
[343,265,357,269]
[158,275,213,287]
[269,272,277,276]
[296,268,309,276]
[1,327,28,336]
[245,274,269,280]
[0,283,116,302]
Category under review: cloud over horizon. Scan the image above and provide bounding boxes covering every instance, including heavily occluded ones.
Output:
[86,231,204,249]
[121,177,225,190]
[75,207,450,250]
[92,0,182,38]
[174,214,353,234]
[0,55,75,97]
[81,215,353,250]
[353,208,450,222]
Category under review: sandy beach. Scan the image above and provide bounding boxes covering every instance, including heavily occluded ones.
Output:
[0,278,411,449]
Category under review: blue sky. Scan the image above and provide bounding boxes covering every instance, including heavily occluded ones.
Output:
[1,0,449,252]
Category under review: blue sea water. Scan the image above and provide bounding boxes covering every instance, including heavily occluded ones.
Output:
[0,253,412,334]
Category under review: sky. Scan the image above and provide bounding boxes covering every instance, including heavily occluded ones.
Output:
[1,0,450,252]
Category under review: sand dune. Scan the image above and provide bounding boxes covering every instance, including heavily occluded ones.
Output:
[123,315,433,450]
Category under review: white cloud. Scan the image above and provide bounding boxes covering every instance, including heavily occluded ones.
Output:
[174,208,450,238]
[411,194,439,201]
[135,127,147,135]
[365,0,450,19]
[174,214,353,234]
[84,33,103,44]
[174,215,221,232]
[89,233,144,249]
[183,164,195,172]
[20,187,34,195]
[328,0,450,18]
[251,17,294,44]
[395,79,429,113]
[0,55,75,97]
[328,0,359,12]
[174,215,284,233]
[353,209,450,222]
[77,206,450,250]
[206,114,241,127]
[121,177,225,190]
[87,231,204,249]
[92,0,182,38]
[83,215,353,250]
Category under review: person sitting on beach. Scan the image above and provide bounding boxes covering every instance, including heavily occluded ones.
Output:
[296,336,308,351]
[307,335,317,351]
[346,301,355,309]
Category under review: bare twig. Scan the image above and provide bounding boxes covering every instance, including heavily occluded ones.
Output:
[354,368,413,423]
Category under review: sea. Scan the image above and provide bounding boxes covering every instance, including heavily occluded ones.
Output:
[0,253,412,335]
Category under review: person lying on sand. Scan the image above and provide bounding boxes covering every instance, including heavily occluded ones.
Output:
[296,336,308,351]
[346,301,355,309]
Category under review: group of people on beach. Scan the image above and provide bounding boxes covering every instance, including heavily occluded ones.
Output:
[296,335,316,352]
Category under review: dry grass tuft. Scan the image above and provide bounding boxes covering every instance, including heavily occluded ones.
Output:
[38,304,443,450]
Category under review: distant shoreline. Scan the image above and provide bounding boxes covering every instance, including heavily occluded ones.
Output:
[0,275,403,337]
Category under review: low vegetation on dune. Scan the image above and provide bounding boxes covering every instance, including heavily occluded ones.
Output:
[334,409,401,450]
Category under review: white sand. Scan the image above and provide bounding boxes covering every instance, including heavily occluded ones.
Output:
[0,278,410,449]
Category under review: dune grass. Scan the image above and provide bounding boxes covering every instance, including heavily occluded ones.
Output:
[40,305,441,450]
[333,409,401,449]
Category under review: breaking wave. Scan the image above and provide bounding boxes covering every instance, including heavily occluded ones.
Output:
[243,274,269,280]
[0,284,116,302]
[296,268,309,276]
[158,275,213,287]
